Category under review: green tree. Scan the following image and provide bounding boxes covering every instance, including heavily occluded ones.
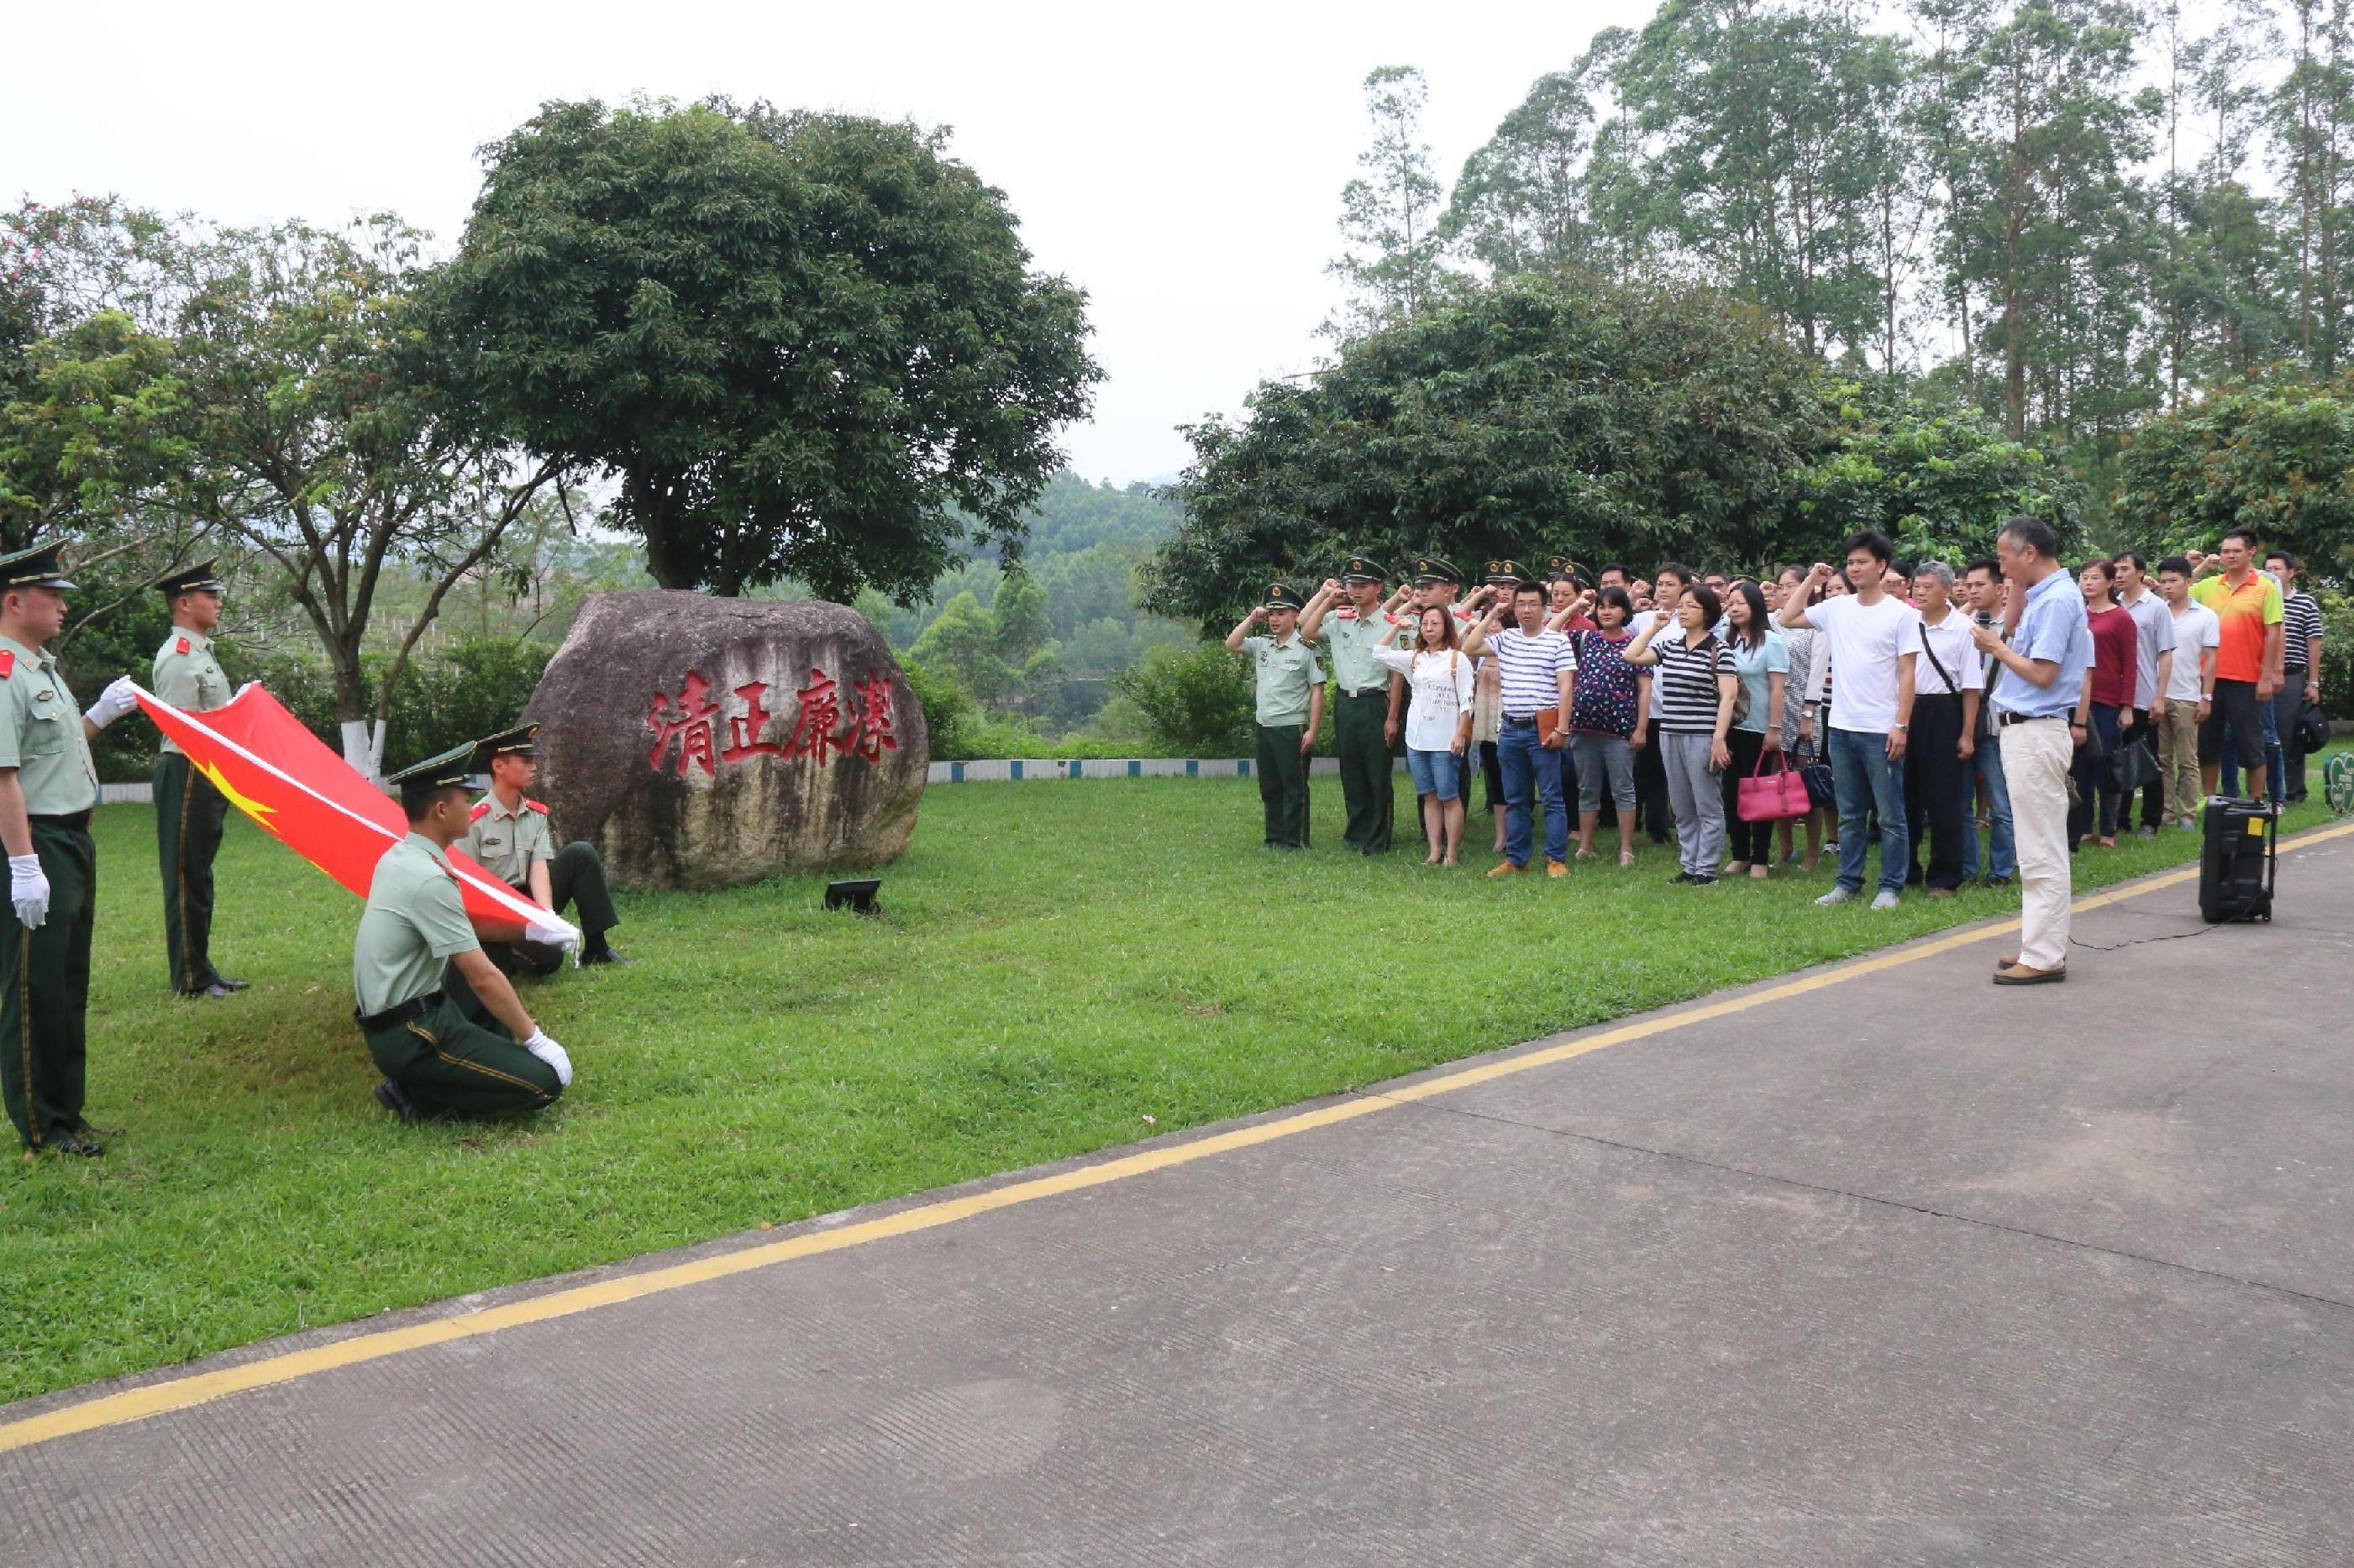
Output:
[442,97,1101,600]
[1146,272,1834,628]
[174,218,577,771]
[1802,380,2086,564]
[1110,643,1255,756]
[2112,374,2354,574]
[909,590,1016,705]
[1443,71,1598,276]
[1328,66,1450,335]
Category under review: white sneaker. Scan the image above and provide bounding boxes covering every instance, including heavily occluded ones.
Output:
[1815,887,1856,906]
[1870,889,1901,911]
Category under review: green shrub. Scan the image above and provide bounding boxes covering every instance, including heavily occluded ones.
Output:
[898,655,979,760]
[1111,643,1254,757]
[2320,590,2352,721]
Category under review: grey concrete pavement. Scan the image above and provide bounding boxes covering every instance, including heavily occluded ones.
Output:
[6,829,2353,1565]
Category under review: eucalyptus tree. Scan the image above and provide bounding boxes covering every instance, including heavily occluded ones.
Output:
[1328,66,1450,333]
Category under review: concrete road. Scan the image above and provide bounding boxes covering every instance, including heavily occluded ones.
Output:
[5,826,2351,1566]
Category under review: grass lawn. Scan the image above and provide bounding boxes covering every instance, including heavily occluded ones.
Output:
[3,763,2342,1405]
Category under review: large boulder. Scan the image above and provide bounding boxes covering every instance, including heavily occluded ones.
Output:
[522,590,928,889]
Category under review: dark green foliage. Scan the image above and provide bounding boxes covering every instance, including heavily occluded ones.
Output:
[1146,273,1834,628]
[2320,592,2353,719]
[1110,644,1256,756]
[443,98,1101,600]
[229,638,555,781]
[1803,380,2088,566]
[2112,375,2354,573]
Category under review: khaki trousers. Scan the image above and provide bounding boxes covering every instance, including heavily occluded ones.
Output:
[2001,718,2075,972]
[2157,704,2201,826]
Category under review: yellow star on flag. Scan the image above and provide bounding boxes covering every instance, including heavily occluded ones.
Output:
[198,759,280,832]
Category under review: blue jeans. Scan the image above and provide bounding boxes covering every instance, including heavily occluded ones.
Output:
[1961,735,2016,881]
[1829,726,1908,894]
[1498,718,1568,867]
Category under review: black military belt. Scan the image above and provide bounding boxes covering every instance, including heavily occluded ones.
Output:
[29,810,92,830]
[1995,712,2062,727]
[1340,687,1387,699]
[355,990,444,1033]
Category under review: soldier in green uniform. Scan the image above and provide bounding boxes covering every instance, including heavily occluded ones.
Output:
[1224,583,1324,849]
[1300,556,1398,854]
[457,723,626,972]
[0,542,141,1156]
[147,559,249,998]
[355,742,573,1124]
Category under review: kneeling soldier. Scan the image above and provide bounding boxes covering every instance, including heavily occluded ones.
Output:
[149,559,249,998]
[356,743,572,1124]
[457,724,625,971]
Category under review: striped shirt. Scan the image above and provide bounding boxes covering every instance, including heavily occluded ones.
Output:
[1653,632,1731,733]
[2283,590,2324,670]
[1484,627,1575,719]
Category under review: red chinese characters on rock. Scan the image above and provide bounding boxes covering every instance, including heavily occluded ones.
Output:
[647,667,898,778]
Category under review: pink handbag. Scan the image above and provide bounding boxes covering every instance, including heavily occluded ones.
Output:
[1737,746,1811,823]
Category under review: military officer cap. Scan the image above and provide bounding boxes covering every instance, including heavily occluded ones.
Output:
[1263,581,1307,611]
[1411,556,1463,588]
[0,540,76,592]
[1547,554,1584,585]
[1484,559,1532,589]
[155,559,228,597]
[386,741,478,814]
[470,722,539,772]
[1337,554,1388,585]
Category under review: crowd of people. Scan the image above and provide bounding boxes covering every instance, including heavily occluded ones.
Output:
[1230,523,2327,982]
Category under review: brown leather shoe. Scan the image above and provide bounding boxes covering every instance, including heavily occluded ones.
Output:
[1992,962,2067,985]
[1995,954,2017,970]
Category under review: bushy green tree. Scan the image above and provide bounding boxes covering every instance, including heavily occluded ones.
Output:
[2112,374,2354,572]
[1145,272,1832,627]
[442,97,1101,600]
[1803,380,2086,565]
[1110,643,1255,756]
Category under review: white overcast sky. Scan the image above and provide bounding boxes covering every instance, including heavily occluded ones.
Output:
[6,0,1660,486]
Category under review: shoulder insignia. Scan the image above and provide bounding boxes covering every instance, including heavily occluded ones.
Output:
[468,800,492,821]
[176,636,192,655]
[0,651,12,679]
[523,799,550,815]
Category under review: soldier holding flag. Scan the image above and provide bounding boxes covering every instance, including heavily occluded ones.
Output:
[149,560,250,999]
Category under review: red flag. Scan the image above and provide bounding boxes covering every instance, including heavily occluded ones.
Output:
[133,684,576,942]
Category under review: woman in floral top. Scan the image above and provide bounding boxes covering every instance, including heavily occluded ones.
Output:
[1567,585,1646,866]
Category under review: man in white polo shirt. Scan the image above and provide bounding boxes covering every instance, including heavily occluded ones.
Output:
[1779,530,1921,910]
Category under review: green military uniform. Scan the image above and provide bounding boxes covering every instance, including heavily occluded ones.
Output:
[355,744,560,1120]
[149,561,241,996]
[1319,554,1398,854]
[456,724,622,975]
[0,544,102,1152]
[1245,583,1322,850]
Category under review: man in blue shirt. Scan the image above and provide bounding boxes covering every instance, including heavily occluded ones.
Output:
[1974,517,2094,984]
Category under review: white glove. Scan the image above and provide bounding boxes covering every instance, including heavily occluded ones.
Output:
[523,915,581,957]
[9,854,50,930]
[523,1029,574,1088]
[82,676,139,731]
[234,681,260,701]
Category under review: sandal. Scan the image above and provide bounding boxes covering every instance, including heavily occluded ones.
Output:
[1574,849,1598,862]
[1619,850,1637,868]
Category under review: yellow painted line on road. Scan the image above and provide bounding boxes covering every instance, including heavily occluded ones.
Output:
[6,820,2349,1455]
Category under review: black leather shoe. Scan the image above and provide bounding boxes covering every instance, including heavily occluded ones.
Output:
[577,946,631,967]
[374,1079,420,1125]
[50,1135,103,1157]
[213,978,252,992]
[191,982,241,999]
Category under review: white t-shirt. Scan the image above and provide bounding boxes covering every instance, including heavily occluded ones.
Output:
[1370,643,1478,752]
[1627,608,1674,715]
[1802,593,1920,733]
[2166,600,2222,703]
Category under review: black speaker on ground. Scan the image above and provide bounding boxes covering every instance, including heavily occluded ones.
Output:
[2199,796,2277,924]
